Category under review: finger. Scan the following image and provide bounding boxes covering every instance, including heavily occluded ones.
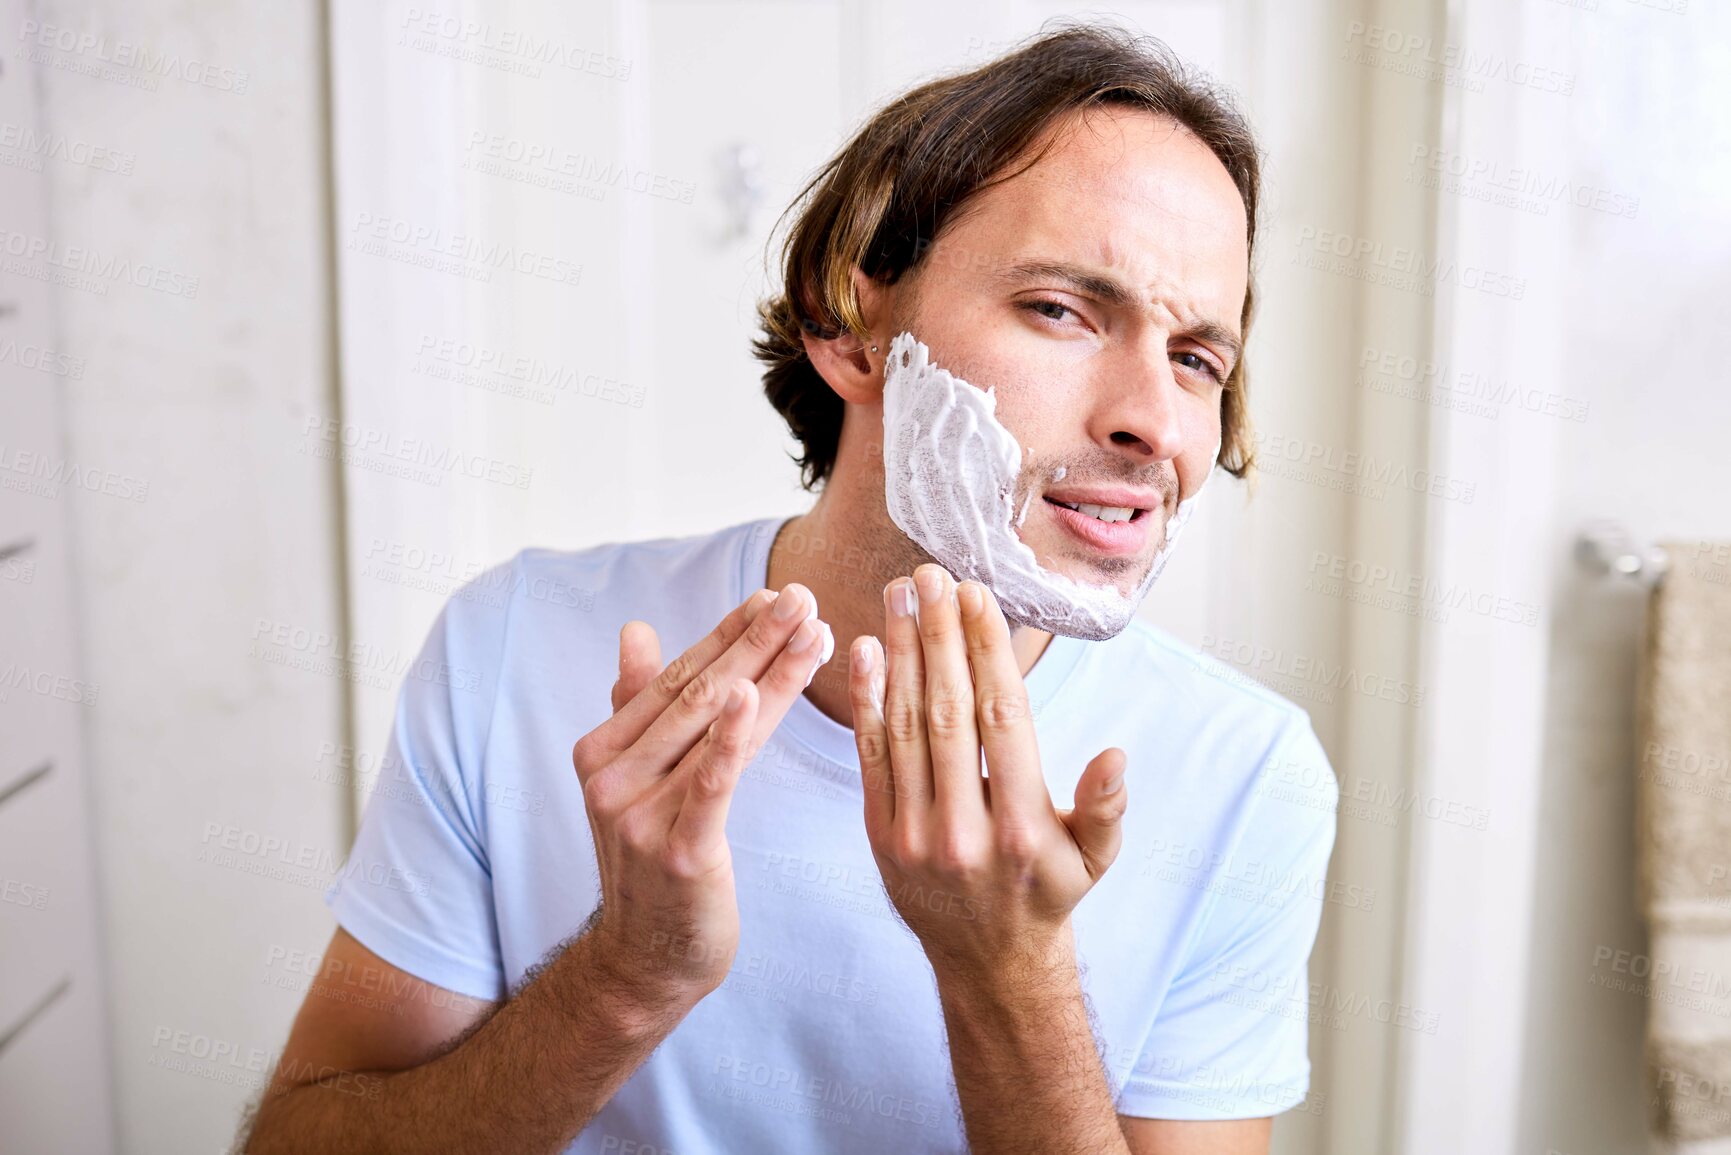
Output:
[956,580,1047,826]
[611,620,664,713]
[669,679,758,851]
[882,577,932,819]
[631,586,825,774]
[1059,747,1128,881]
[584,585,785,769]
[660,615,830,818]
[912,564,986,824]
[742,615,833,752]
[849,635,894,835]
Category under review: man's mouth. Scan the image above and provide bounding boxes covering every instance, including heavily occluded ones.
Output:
[1038,486,1166,558]
[1044,499,1146,524]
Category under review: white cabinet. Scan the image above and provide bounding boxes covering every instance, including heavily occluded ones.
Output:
[0,1,118,1149]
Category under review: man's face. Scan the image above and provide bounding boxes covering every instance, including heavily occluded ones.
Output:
[885,107,1248,599]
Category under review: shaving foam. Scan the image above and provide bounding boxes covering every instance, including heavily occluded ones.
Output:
[880,330,1211,640]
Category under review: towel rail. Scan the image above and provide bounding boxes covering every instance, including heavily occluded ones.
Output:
[1574,522,1669,586]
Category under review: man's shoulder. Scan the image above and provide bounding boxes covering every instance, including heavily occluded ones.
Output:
[1081,618,1339,811]
[436,516,777,648]
[1105,617,1316,734]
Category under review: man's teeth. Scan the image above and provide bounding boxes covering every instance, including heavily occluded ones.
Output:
[1056,501,1136,523]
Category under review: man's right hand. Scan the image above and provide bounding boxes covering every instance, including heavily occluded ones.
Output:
[572,584,832,1009]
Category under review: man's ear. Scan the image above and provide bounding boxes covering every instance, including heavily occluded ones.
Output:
[799,266,892,405]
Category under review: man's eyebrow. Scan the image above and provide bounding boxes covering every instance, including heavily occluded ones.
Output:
[995,258,1243,363]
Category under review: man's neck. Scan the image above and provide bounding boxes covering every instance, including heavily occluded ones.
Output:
[766,496,1055,731]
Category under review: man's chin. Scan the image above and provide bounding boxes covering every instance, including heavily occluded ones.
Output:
[992,558,1152,641]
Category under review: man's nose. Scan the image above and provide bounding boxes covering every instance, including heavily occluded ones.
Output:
[1090,342,1186,462]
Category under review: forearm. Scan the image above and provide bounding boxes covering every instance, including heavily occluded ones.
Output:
[245,931,690,1155]
[934,931,1131,1155]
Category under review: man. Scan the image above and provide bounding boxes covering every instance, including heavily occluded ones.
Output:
[241,22,1338,1155]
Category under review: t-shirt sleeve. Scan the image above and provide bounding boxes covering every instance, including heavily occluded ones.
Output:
[321,557,518,1003]
[1116,715,1340,1120]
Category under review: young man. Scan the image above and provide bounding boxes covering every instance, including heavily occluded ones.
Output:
[241,23,1338,1155]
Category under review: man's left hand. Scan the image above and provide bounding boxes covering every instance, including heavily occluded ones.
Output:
[848,563,1128,981]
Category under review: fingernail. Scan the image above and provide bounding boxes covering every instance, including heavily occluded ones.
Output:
[774,585,805,621]
[914,567,945,604]
[1102,773,1123,795]
[818,622,835,665]
[787,618,819,653]
[743,589,772,621]
[957,582,983,617]
[887,580,916,618]
[725,681,748,712]
[852,637,875,675]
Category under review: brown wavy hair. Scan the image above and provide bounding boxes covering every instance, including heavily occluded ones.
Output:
[751,21,1263,492]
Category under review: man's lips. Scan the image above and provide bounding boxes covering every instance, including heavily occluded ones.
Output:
[1041,494,1158,557]
[1042,485,1166,513]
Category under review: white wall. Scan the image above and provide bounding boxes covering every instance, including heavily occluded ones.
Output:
[27,1,350,1150]
[1514,3,1731,1152]
[1396,2,1731,1152]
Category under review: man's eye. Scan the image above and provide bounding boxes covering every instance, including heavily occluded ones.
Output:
[1175,351,1224,383]
[1019,298,1077,324]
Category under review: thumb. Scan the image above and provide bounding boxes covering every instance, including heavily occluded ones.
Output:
[1060,748,1128,881]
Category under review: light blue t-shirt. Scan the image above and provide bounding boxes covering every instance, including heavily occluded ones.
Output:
[324,515,1340,1153]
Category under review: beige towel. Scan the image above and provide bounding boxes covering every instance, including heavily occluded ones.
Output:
[1638,541,1731,1141]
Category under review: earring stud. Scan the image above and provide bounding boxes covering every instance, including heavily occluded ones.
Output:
[870,344,879,352]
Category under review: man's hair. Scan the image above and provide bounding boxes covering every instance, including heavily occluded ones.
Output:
[751,21,1263,492]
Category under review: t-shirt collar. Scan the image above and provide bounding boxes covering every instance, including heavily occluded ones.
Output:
[736,515,1086,769]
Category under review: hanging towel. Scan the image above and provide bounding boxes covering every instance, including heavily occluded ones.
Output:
[1637,541,1731,1142]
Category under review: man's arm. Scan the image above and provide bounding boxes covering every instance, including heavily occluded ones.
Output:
[930,933,1269,1153]
[241,924,691,1154]
[847,566,1277,1155]
[242,582,833,1153]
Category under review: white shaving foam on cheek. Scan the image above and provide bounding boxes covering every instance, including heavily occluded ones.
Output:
[881,330,1214,640]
